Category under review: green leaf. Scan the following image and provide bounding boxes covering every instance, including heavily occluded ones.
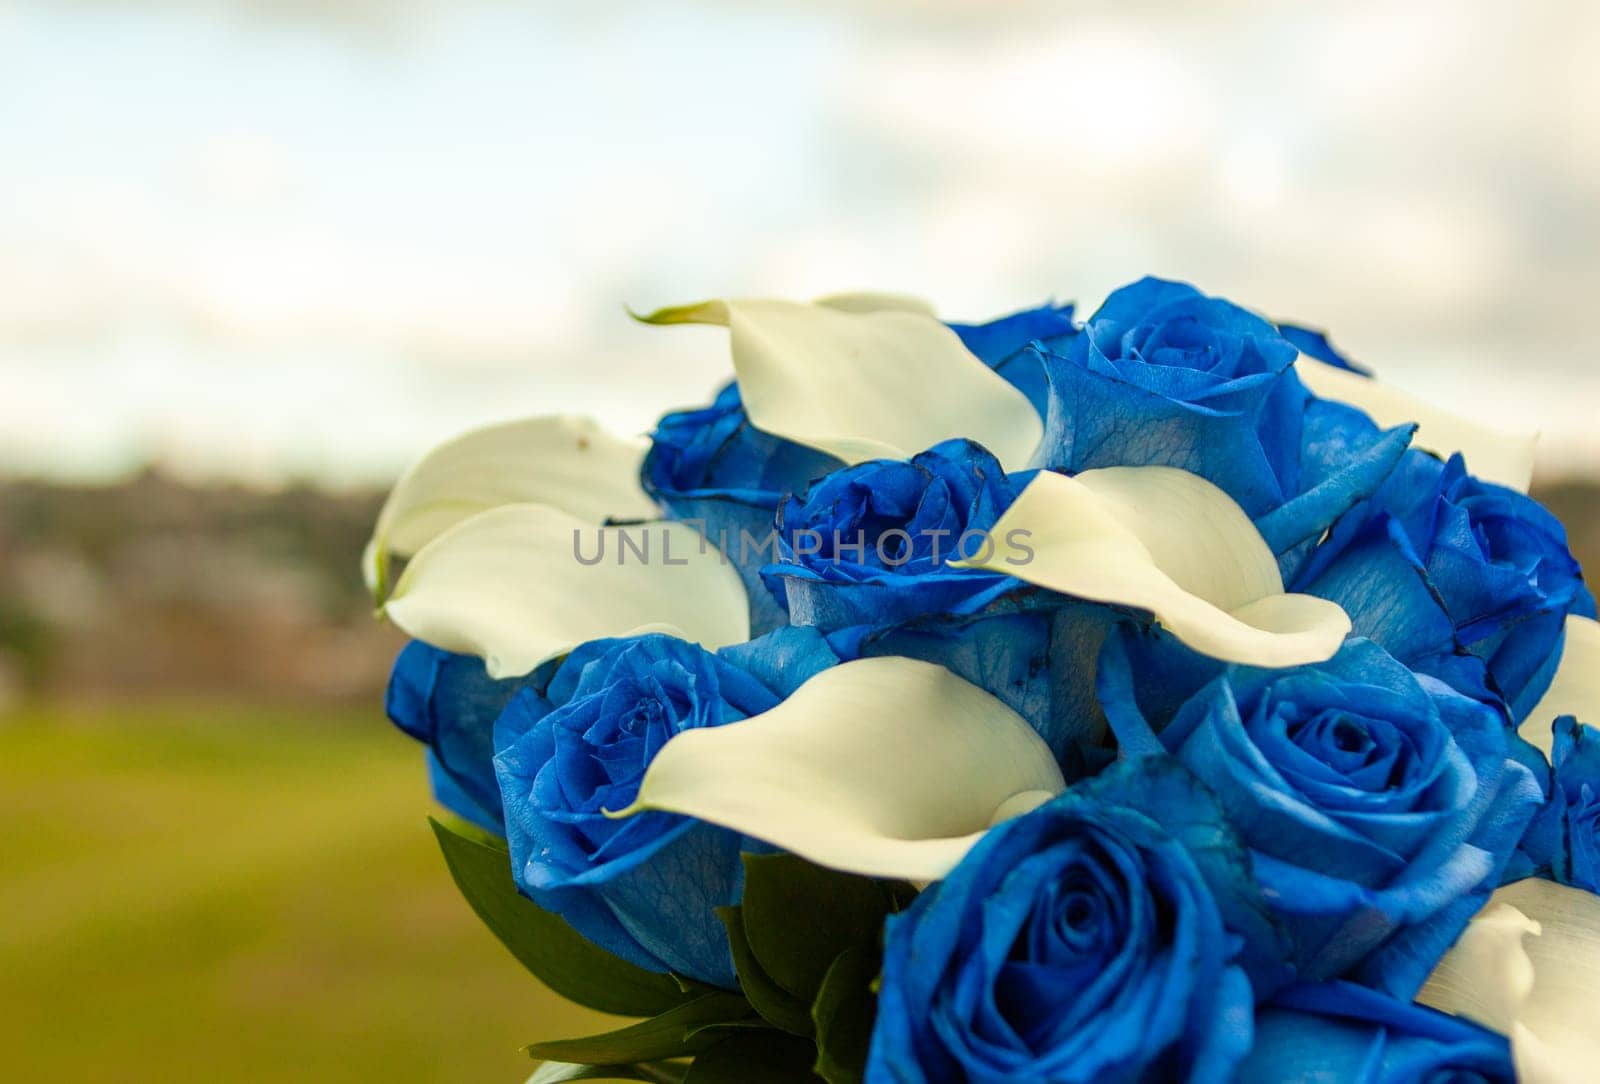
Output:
[524,993,761,1065]
[526,1061,686,1083]
[810,947,879,1084]
[682,1033,822,1083]
[430,818,687,1017]
[740,853,909,1002]
[716,906,815,1036]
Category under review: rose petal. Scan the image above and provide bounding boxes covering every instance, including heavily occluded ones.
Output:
[955,467,1351,667]
[364,415,656,601]
[635,298,1043,471]
[1520,615,1600,756]
[1419,878,1600,1084]
[613,656,1066,881]
[382,504,749,678]
[1296,356,1537,492]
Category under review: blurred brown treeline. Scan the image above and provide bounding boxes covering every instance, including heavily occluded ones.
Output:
[0,469,405,710]
[0,469,1596,713]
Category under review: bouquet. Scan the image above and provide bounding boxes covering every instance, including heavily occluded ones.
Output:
[366,278,1599,1082]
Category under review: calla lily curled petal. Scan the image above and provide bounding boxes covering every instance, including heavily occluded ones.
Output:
[615,656,1066,882]
[364,415,656,601]
[636,298,1043,471]
[383,504,749,679]
[1420,878,1600,1084]
[955,467,1351,667]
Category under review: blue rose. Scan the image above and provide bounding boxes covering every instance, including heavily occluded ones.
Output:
[867,759,1281,1084]
[1295,449,1597,722]
[1239,981,1514,1083]
[1032,276,1301,517]
[764,439,1021,632]
[492,629,839,987]
[492,632,839,987]
[642,381,841,634]
[1031,277,1413,561]
[949,301,1078,416]
[1099,634,1542,993]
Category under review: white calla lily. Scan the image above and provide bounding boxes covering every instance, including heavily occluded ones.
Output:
[1296,356,1537,492]
[382,504,748,679]
[1519,614,1600,757]
[636,298,1043,472]
[613,656,1066,882]
[1419,878,1600,1084]
[953,467,1351,667]
[364,415,657,602]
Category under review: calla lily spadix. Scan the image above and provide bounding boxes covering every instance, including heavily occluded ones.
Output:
[635,298,1044,472]
[381,503,749,679]
[1419,877,1600,1084]
[363,415,657,603]
[612,656,1066,883]
[1295,355,1538,493]
[1519,614,1600,756]
[955,467,1353,668]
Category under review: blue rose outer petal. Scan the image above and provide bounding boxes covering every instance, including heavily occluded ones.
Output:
[866,759,1283,1084]
[1276,323,1372,375]
[826,601,1119,776]
[387,639,553,832]
[425,752,500,836]
[713,623,841,700]
[949,301,1078,417]
[1099,632,1543,994]
[1256,401,1416,582]
[1515,715,1600,893]
[1549,716,1600,891]
[1239,980,1514,1083]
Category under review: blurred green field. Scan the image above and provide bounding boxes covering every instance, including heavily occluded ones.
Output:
[0,701,616,1083]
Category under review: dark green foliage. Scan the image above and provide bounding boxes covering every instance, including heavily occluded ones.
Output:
[436,828,909,1083]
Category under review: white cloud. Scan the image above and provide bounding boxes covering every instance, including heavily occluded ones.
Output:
[4,0,1599,482]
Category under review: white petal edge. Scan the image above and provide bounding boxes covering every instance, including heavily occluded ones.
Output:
[364,415,657,601]
[382,504,749,678]
[1419,878,1600,1084]
[1296,355,1537,492]
[613,656,1066,882]
[636,298,1043,472]
[1520,615,1600,757]
[953,467,1351,667]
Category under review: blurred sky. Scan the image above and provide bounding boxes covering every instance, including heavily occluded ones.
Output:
[3,0,1598,485]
